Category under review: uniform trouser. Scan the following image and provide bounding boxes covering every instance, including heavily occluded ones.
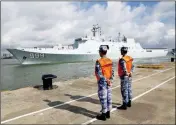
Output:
[98,81,112,113]
[120,76,132,104]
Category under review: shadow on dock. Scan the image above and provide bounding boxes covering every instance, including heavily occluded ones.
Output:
[64,94,121,108]
[65,94,100,104]
[43,94,122,118]
[43,99,98,118]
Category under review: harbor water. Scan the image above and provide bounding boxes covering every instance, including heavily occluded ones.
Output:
[1,55,173,91]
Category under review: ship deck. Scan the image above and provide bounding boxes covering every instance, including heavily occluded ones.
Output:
[1,62,175,124]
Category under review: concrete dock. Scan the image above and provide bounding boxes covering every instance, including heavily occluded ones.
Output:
[1,62,175,124]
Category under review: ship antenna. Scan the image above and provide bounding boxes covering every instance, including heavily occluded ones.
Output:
[96,24,101,36]
[118,32,121,42]
[96,24,99,37]
[91,25,96,37]
[99,27,101,36]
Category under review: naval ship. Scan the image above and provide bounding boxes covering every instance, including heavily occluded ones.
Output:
[7,24,168,64]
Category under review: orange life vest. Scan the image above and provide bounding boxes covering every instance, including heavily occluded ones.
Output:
[95,57,113,81]
[118,55,133,77]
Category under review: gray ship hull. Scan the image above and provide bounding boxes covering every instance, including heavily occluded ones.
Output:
[7,48,168,65]
[7,49,100,64]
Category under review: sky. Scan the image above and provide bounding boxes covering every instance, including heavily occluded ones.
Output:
[1,1,175,54]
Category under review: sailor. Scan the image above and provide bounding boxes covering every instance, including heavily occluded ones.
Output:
[95,45,114,120]
[117,47,134,110]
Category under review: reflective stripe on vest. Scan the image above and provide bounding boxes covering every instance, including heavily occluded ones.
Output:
[95,57,113,81]
[118,55,133,77]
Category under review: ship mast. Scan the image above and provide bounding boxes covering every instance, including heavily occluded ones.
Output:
[91,25,96,37]
[91,24,101,37]
[123,35,127,42]
[118,32,121,42]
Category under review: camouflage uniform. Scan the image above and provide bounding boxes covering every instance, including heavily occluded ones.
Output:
[95,60,114,113]
[119,58,134,104]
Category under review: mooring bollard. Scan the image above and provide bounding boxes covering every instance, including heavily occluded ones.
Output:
[171,57,175,62]
[42,74,57,90]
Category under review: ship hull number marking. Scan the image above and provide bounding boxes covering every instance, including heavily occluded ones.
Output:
[29,53,45,58]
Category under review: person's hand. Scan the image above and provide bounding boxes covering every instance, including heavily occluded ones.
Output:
[129,72,132,77]
[107,79,112,86]
[125,72,129,76]
[125,72,132,77]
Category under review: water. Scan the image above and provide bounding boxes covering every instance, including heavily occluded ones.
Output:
[1,55,173,91]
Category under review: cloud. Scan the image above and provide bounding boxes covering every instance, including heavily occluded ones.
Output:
[1,1,175,53]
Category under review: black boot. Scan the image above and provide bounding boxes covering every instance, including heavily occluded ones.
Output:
[106,111,110,119]
[117,103,127,110]
[127,100,131,107]
[96,113,106,121]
